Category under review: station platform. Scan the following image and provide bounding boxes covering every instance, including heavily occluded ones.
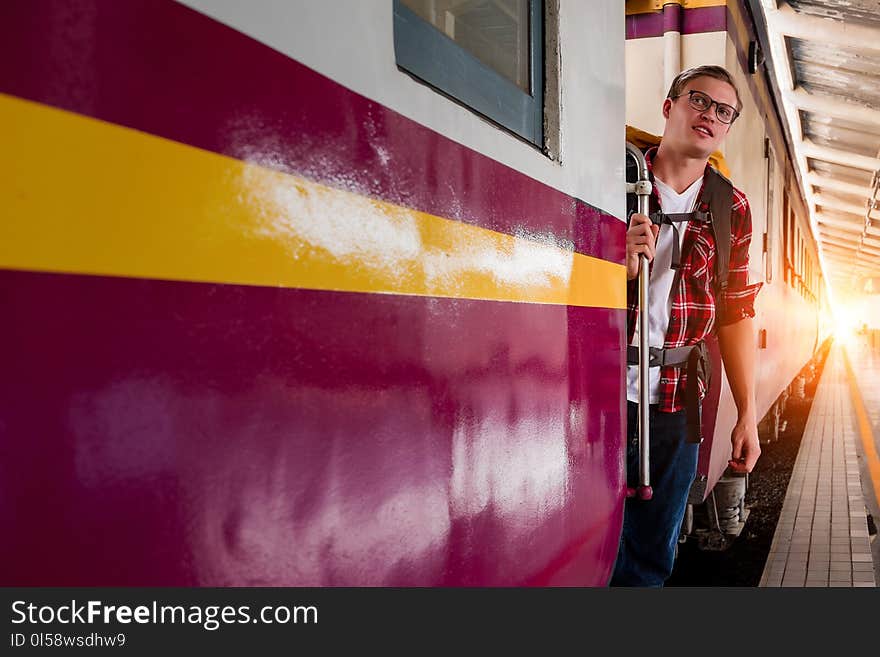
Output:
[760,341,880,587]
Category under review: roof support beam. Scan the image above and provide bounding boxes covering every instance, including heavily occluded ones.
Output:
[818,224,880,244]
[823,250,875,264]
[812,193,871,218]
[815,215,870,231]
[816,211,863,226]
[822,235,874,251]
[820,232,880,253]
[801,140,880,172]
[822,230,880,247]
[826,262,879,277]
[823,263,879,281]
[824,248,879,262]
[786,87,880,128]
[806,173,872,199]
[819,225,858,238]
[822,251,880,273]
[823,265,876,280]
[766,1,880,54]
[822,257,867,272]
[822,245,877,264]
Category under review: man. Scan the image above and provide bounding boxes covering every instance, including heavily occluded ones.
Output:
[611,65,763,587]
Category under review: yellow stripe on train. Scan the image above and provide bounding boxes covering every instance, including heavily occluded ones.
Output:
[0,93,625,309]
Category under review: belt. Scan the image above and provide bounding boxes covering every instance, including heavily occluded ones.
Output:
[627,342,711,444]
[626,345,698,368]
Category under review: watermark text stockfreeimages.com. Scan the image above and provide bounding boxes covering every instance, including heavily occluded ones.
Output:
[11,599,317,632]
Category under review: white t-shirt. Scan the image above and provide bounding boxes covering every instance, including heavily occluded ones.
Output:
[626,175,703,404]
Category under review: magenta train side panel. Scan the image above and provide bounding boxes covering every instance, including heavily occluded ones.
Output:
[1,272,624,586]
[626,6,727,40]
[0,0,627,585]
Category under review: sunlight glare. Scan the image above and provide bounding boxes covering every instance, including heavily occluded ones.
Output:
[832,303,858,346]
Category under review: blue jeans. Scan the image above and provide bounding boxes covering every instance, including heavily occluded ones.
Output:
[609,401,699,587]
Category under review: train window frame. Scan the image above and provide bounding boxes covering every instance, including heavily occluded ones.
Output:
[782,192,789,285]
[763,137,774,284]
[392,0,544,147]
[791,214,796,286]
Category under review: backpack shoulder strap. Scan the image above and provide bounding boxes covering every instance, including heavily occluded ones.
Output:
[701,167,733,292]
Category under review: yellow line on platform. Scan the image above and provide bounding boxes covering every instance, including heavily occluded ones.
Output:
[842,348,880,508]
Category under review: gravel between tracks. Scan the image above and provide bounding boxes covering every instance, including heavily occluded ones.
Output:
[666,345,830,587]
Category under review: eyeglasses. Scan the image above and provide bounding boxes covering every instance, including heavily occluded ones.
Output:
[672,89,740,124]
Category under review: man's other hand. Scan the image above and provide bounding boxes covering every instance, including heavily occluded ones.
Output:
[728,417,761,473]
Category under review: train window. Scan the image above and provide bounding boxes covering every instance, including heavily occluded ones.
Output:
[781,192,789,284]
[808,257,813,297]
[804,247,809,296]
[787,208,795,288]
[792,218,797,282]
[797,238,802,295]
[763,138,774,283]
[393,0,544,146]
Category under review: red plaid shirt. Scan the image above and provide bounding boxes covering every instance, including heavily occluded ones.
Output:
[627,148,763,412]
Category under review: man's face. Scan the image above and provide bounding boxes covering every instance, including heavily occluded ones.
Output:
[661,75,738,159]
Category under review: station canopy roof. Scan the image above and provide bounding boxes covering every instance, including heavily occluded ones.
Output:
[753,0,880,299]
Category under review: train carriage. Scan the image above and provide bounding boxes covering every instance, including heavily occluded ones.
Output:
[1,0,839,586]
[1,0,628,586]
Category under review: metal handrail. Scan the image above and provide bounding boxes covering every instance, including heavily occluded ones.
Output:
[625,142,654,501]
